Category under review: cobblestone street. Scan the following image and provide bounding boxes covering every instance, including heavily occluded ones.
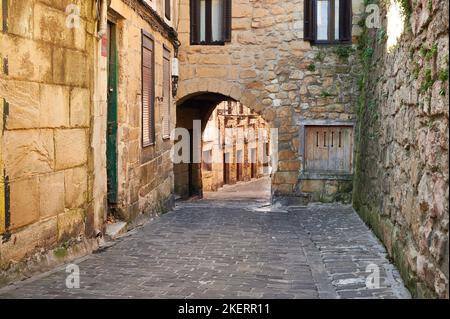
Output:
[0,179,410,299]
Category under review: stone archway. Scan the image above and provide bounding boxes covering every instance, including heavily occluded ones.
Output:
[174,79,276,200]
[176,79,274,123]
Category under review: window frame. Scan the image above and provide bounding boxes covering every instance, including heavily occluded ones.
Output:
[190,0,232,46]
[304,0,352,45]
[141,30,156,148]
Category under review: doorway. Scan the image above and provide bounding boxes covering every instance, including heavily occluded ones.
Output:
[251,148,257,178]
[236,149,243,182]
[223,152,230,185]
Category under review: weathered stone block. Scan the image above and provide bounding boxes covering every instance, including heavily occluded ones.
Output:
[55,129,88,170]
[272,183,293,194]
[39,84,70,128]
[0,217,57,265]
[38,0,86,17]
[57,209,85,242]
[196,67,227,78]
[278,150,297,161]
[7,0,33,38]
[70,87,90,127]
[64,49,88,87]
[1,36,52,82]
[233,3,252,17]
[273,172,298,185]
[3,130,54,179]
[10,176,39,229]
[33,3,69,45]
[237,32,257,44]
[5,80,40,129]
[325,181,339,195]
[301,180,324,193]
[278,160,300,171]
[240,69,257,79]
[39,172,65,218]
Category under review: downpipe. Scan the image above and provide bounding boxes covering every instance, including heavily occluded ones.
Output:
[97,0,109,39]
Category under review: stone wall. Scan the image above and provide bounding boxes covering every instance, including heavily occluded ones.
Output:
[0,0,104,274]
[353,0,449,298]
[0,0,179,283]
[176,0,364,204]
[109,0,177,221]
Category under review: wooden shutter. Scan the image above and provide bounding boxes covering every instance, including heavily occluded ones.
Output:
[305,126,329,171]
[142,32,155,146]
[327,126,353,171]
[304,0,314,41]
[162,48,171,139]
[339,0,352,42]
[165,0,171,20]
[223,0,232,42]
[190,0,200,44]
[305,126,353,172]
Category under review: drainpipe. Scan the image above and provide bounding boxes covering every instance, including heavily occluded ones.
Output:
[97,0,108,39]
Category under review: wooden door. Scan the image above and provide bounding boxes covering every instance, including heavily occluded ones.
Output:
[251,148,257,178]
[223,153,230,184]
[106,22,118,204]
[236,150,243,181]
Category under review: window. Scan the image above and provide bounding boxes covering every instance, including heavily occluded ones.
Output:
[304,126,353,172]
[202,150,213,171]
[162,47,171,139]
[190,0,232,45]
[165,0,171,20]
[141,31,155,146]
[304,0,352,44]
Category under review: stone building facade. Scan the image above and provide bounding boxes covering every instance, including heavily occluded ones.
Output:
[0,0,178,284]
[0,0,104,282]
[107,0,178,223]
[353,0,449,298]
[201,101,270,192]
[176,0,364,205]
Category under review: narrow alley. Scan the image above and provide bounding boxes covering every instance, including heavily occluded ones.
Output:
[0,178,410,299]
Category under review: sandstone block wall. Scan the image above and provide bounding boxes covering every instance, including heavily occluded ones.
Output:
[177,0,364,204]
[353,0,449,298]
[0,0,100,270]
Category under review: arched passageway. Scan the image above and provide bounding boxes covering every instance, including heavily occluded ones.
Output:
[174,92,272,199]
[174,92,229,198]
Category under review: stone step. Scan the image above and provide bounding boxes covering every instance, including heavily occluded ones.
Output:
[105,221,128,241]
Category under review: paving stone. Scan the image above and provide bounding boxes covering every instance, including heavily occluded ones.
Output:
[0,179,410,299]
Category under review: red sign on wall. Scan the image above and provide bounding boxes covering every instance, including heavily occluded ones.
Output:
[101,34,108,57]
